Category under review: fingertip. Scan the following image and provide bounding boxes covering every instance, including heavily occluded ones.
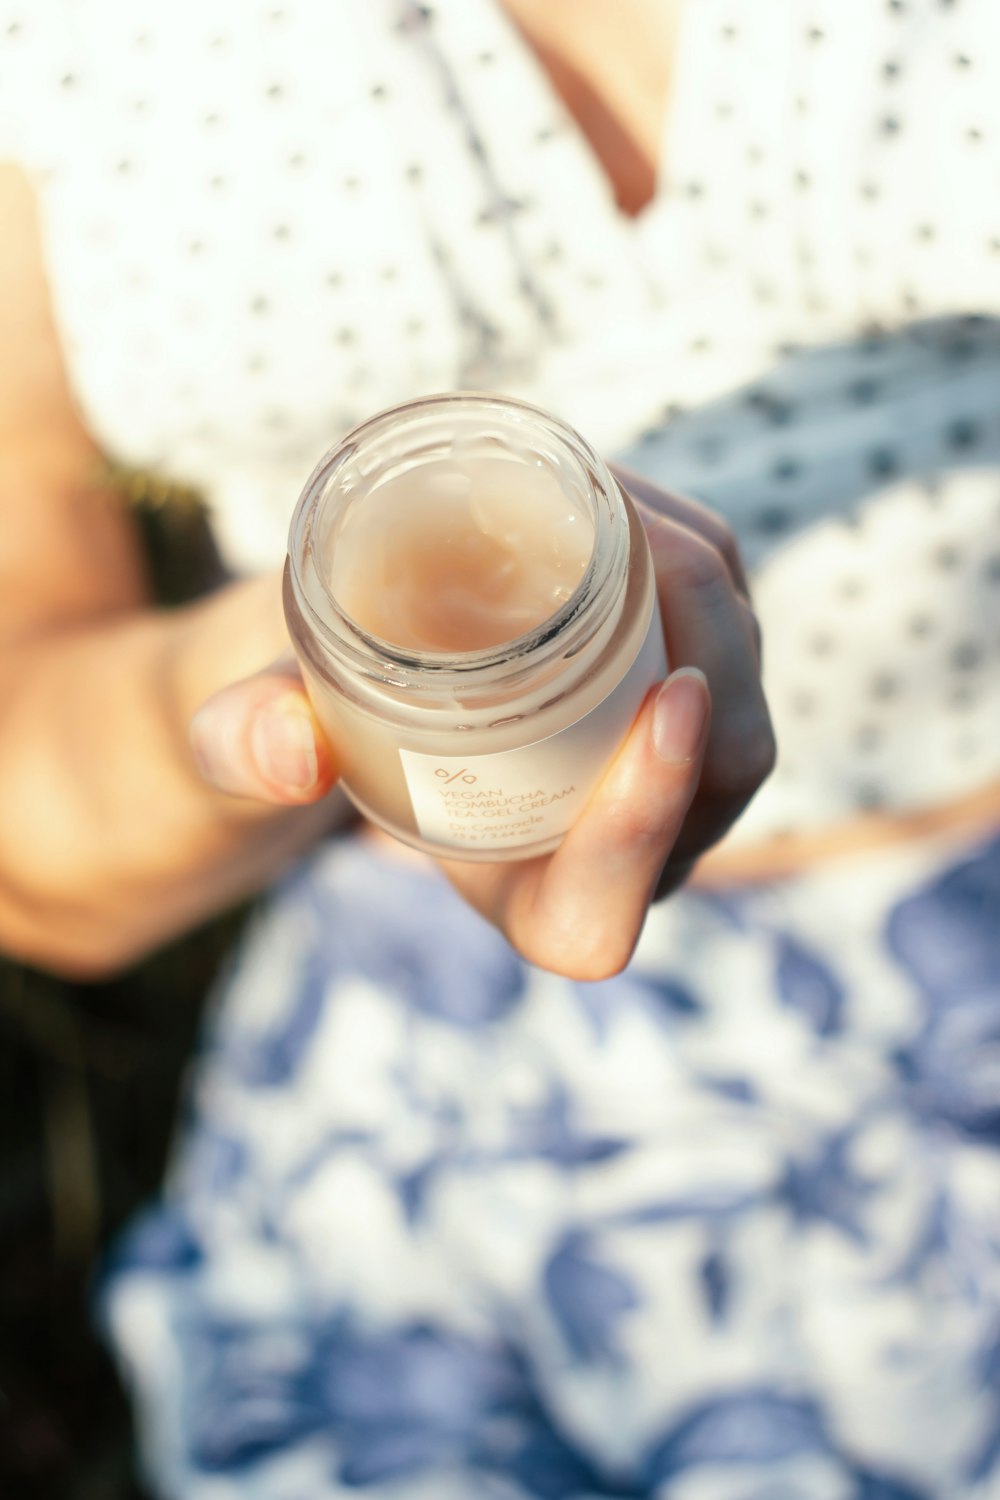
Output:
[190,682,334,804]
[249,694,326,801]
[651,667,711,765]
[189,692,249,797]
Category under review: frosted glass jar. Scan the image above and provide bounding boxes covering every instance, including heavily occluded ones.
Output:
[284,393,665,860]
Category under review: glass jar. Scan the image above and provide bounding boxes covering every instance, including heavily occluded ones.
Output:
[284,392,665,860]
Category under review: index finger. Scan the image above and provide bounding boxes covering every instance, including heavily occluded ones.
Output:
[650,514,775,851]
[612,464,752,599]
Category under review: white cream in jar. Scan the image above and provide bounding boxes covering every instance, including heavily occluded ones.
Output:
[330,451,594,652]
[284,393,665,860]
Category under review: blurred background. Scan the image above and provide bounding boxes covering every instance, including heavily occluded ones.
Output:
[0,492,244,1500]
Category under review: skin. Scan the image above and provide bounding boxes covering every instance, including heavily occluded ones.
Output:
[498,0,683,215]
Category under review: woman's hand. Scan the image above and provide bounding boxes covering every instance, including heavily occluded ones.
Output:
[447,469,774,978]
[0,161,769,978]
[191,473,774,980]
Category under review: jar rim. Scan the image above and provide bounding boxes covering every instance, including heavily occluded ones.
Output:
[286,392,628,691]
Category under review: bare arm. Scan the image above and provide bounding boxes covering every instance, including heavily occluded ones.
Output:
[0,164,336,977]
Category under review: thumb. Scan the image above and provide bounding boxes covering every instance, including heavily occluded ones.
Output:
[189,656,336,804]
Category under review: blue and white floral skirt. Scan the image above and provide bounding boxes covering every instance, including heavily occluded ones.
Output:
[99,825,1000,1500]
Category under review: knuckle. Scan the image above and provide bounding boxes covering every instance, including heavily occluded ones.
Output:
[669,530,731,597]
[741,598,763,648]
[708,712,777,800]
[746,719,778,785]
[664,506,744,585]
[711,517,741,571]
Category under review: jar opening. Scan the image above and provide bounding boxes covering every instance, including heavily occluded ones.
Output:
[288,393,628,691]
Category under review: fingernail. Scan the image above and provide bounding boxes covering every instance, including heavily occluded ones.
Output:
[189,697,248,795]
[652,667,710,764]
[250,698,319,793]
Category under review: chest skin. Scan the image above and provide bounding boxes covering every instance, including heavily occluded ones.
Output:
[498,0,683,215]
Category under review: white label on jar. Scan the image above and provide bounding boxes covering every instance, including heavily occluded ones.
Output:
[399,602,667,853]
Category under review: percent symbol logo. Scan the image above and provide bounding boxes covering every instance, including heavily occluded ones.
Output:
[435,767,478,785]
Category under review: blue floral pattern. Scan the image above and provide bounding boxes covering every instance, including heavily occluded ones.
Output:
[99,832,1000,1499]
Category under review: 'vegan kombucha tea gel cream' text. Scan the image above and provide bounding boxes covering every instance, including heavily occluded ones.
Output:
[284,393,666,860]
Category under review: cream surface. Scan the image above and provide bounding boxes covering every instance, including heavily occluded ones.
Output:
[330,454,594,652]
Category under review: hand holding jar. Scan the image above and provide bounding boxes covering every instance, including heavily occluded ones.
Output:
[190,396,774,981]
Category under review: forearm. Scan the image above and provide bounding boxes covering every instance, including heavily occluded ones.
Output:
[694,777,1000,886]
[0,573,338,977]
